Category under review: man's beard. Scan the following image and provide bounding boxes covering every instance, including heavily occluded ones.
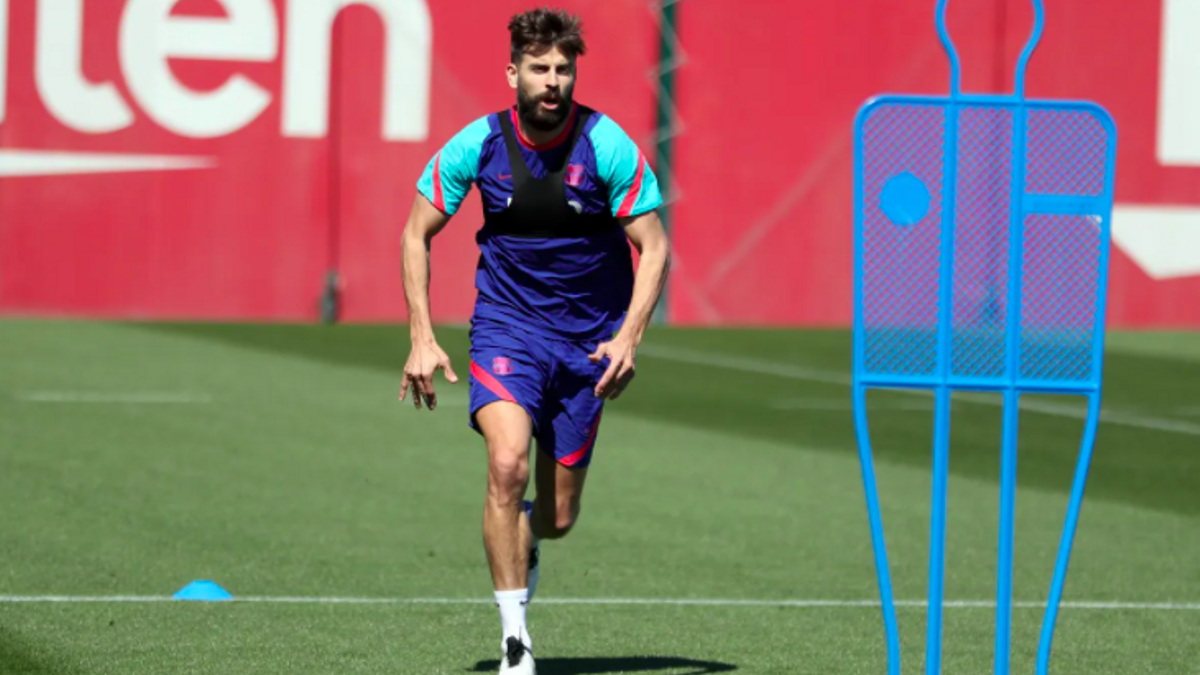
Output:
[516,86,573,132]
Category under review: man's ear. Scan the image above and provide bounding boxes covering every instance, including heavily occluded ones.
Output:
[506,60,519,89]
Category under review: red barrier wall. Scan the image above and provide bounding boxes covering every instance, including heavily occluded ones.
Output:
[0,0,655,322]
[670,0,1200,328]
[1,0,1198,328]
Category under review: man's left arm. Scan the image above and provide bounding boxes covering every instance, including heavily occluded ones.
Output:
[589,209,671,399]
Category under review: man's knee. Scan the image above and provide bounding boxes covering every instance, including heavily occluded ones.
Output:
[487,442,530,504]
[478,402,534,505]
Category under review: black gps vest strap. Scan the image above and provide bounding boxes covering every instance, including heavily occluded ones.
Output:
[483,108,620,239]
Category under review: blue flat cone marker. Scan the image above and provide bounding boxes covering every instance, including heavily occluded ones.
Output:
[173,580,233,601]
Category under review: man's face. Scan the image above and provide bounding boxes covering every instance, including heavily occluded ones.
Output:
[508,46,576,131]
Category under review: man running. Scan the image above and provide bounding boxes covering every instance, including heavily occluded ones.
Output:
[399,7,670,674]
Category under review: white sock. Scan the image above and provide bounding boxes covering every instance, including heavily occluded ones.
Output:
[495,588,530,649]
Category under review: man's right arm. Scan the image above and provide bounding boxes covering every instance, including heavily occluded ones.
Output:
[402,193,451,347]
[399,193,458,410]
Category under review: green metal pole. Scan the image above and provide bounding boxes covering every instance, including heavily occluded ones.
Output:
[653,0,678,325]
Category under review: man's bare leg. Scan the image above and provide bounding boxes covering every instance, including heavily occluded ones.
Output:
[519,441,589,606]
[476,401,535,654]
[530,443,589,541]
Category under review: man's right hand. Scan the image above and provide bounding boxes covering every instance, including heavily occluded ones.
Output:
[400,337,459,411]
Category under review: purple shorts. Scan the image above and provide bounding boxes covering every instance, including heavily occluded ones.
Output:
[468,321,606,468]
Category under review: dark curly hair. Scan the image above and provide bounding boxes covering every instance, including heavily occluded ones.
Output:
[508,7,587,63]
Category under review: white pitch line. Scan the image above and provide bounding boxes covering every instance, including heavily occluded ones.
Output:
[639,345,852,386]
[0,596,173,602]
[13,391,212,404]
[772,398,934,412]
[639,345,1200,437]
[772,397,1200,421]
[0,596,1197,611]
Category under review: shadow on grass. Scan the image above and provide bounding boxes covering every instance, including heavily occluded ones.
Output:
[468,655,737,674]
[0,626,81,675]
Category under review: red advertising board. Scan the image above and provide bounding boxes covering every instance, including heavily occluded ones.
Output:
[0,0,655,321]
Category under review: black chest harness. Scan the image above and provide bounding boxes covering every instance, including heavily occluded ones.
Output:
[482,110,621,239]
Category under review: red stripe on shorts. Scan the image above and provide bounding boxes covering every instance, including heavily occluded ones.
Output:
[559,411,602,467]
[471,361,517,402]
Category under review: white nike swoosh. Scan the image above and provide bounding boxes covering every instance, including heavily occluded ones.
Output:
[0,149,217,177]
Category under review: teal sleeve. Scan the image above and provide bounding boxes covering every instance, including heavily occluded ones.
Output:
[588,115,663,218]
[416,116,491,215]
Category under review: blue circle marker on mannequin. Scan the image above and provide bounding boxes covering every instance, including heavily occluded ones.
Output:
[880,172,930,226]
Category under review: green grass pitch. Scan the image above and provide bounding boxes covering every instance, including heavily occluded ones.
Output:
[1,319,1198,674]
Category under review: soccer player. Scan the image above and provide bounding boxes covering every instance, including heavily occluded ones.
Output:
[398,7,670,675]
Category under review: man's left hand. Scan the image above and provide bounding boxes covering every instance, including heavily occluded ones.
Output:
[589,335,638,400]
